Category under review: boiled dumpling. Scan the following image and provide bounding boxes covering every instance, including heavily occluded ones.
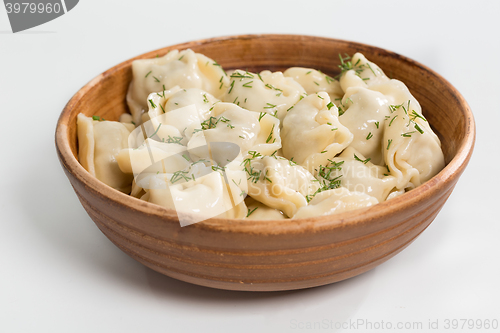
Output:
[146,171,246,226]
[187,102,281,159]
[339,52,388,92]
[244,155,320,217]
[145,88,212,144]
[141,154,247,225]
[382,101,445,189]
[77,113,134,193]
[244,197,287,220]
[281,92,353,173]
[222,69,306,121]
[337,87,391,165]
[293,187,378,219]
[320,147,397,202]
[127,49,229,124]
[116,138,188,176]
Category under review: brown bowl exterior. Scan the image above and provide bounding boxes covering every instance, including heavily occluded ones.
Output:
[55,35,475,291]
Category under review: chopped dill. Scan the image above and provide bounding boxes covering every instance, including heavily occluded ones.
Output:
[354,154,371,164]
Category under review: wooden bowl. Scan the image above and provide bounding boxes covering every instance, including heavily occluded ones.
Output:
[55,34,475,291]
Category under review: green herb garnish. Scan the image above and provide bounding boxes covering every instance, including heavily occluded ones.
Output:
[149,124,162,138]
[246,207,258,217]
[354,154,371,164]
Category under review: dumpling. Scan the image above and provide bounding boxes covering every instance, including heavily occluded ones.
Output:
[140,153,248,225]
[382,101,445,189]
[134,157,211,191]
[244,197,287,220]
[338,52,389,92]
[187,102,281,159]
[127,49,230,124]
[338,52,421,122]
[143,86,222,145]
[146,90,209,144]
[77,113,134,193]
[283,67,343,102]
[293,187,378,219]
[222,69,306,121]
[244,155,320,217]
[147,171,247,226]
[124,113,184,153]
[116,138,188,176]
[320,147,397,202]
[338,52,444,188]
[337,86,391,165]
[281,92,353,173]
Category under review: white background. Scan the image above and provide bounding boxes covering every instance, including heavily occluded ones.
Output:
[1,1,499,332]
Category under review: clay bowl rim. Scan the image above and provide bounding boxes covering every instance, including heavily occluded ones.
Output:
[55,34,475,235]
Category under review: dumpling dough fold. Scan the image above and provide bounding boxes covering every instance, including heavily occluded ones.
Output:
[77,113,134,193]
